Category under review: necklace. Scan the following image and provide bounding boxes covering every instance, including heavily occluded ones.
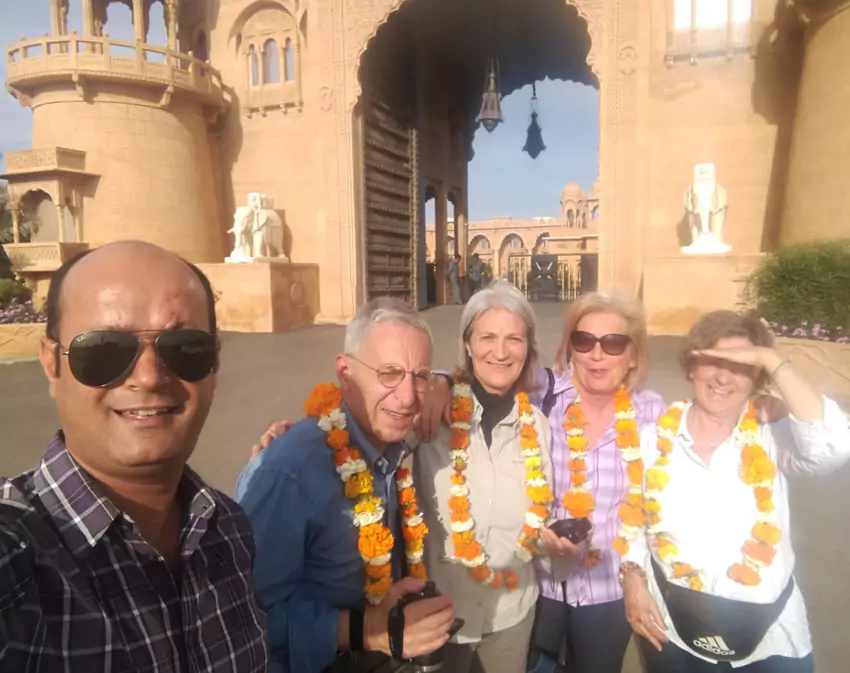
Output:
[448,373,554,589]
[562,388,644,566]
[304,383,428,604]
[645,400,781,590]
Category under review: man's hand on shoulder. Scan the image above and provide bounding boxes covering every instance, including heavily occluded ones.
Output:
[363,577,455,659]
[251,420,295,458]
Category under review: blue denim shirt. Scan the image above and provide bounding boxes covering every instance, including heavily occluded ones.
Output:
[235,404,406,673]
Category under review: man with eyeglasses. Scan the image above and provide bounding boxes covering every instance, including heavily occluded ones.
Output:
[0,241,267,672]
[235,297,457,673]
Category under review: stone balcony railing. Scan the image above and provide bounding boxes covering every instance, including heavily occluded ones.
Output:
[6,35,225,108]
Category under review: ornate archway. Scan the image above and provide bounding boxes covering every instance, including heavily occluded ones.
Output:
[327,0,647,313]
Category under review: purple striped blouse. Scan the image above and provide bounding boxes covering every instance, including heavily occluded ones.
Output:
[535,369,666,606]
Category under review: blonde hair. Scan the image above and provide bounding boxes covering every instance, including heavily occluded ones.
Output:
[458,280,539,392]
[554,292,649,389]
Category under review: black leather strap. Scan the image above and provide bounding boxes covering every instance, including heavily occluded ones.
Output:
[349,606,365,653]
[387,601,406,661]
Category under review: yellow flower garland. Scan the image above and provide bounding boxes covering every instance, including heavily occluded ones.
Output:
[304,383,428,604]
[448,374,554,589]
[561,388,644,566]
[645,400,781,591]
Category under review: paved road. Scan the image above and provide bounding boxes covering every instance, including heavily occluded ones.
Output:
[1,304,848,672]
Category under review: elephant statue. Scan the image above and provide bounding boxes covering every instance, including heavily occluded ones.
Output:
[681,163,731,255]
[251,208,284,258]
[225,193,285,261]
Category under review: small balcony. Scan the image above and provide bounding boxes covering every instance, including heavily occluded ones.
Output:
[6,35,226,109]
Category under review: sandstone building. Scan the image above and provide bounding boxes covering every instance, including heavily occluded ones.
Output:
[2,0,848,331]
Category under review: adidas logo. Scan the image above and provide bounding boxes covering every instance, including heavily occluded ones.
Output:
[693,636,736,656]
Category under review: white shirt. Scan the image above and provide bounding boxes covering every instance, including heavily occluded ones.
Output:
[625,396,850,667]
[413,396,553,644]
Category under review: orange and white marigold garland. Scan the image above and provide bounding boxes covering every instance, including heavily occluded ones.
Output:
[448,376,553,590]
[645,400,782,591]
[561,388,644,566]
[304,383,428,604]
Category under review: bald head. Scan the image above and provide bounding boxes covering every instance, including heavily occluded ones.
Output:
[47,241,216,343]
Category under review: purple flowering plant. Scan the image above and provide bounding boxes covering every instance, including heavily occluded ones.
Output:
[0,298,47,325]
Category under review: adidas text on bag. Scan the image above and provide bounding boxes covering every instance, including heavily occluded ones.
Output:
[693,636,736,657]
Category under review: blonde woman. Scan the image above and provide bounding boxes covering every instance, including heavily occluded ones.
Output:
[420,293,666,673]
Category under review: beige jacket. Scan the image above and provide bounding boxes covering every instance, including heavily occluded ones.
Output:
[413,394,553,644]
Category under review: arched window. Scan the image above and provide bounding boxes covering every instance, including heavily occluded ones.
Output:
[249,45,259,86]
[263,39,281,83]
[284,37,295,81]
[567,210,575,227]
[470,235,491,252]
[504,234,523,250]
[592,205,599,221]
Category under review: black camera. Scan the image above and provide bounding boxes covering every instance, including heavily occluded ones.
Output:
[548,517,592,544]
[388,582,464,673]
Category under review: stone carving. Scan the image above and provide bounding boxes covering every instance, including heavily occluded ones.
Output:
[226,193,285,262]
[682,163,731,255]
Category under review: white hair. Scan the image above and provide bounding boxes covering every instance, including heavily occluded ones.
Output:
[458,280,539,390]
[344,297,433,355]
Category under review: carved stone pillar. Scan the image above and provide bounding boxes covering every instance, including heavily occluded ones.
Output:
[73,207,83,243]
[56,204,66,243]
[81,0,94,36]
[258,46,266,86]
[165,0,178,51]
[132,0,145,42]
[11,208,21,244]
[435,184,449,305]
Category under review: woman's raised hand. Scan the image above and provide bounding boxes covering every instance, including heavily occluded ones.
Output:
[414,374,453,442]
[623,573,669,652]
[250,420,295,457]
[692,345,781,372]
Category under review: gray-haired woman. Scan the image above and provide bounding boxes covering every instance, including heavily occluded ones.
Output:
[413,280,563,673]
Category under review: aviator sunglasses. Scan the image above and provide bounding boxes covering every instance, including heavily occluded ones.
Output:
[54,329,219,388]
[570,330,632,356]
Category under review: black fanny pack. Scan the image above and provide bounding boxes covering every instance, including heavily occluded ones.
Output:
[651,557,794,662]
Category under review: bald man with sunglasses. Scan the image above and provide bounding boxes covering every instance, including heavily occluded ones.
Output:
[0,241,267,672]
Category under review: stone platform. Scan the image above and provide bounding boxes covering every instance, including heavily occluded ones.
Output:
[643,253,764,335]
[197,259,320,333]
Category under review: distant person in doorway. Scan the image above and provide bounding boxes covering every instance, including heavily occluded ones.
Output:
[448,254,462,304]
[468,254,484,295]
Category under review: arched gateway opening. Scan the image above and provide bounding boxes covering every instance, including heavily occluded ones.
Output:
[353,0,604,307]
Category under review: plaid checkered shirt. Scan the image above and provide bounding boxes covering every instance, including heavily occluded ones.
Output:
[0,433,268,673]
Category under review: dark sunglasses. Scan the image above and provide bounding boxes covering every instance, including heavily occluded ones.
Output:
[570,330,632,356]
[54,329,219,388]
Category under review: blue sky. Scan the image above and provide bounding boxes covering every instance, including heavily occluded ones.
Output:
[0,4,598,220]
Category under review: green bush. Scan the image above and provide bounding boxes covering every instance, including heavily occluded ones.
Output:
[744,240,850,332]
[0,278,31,308]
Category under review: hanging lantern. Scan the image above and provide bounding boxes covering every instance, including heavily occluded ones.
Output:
[476,57,503,133]
[523,82,546,159]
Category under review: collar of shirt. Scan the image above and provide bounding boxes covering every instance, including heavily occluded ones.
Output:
[674,401,751,465]
[341,403,406,476]
[32,432,217,560]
